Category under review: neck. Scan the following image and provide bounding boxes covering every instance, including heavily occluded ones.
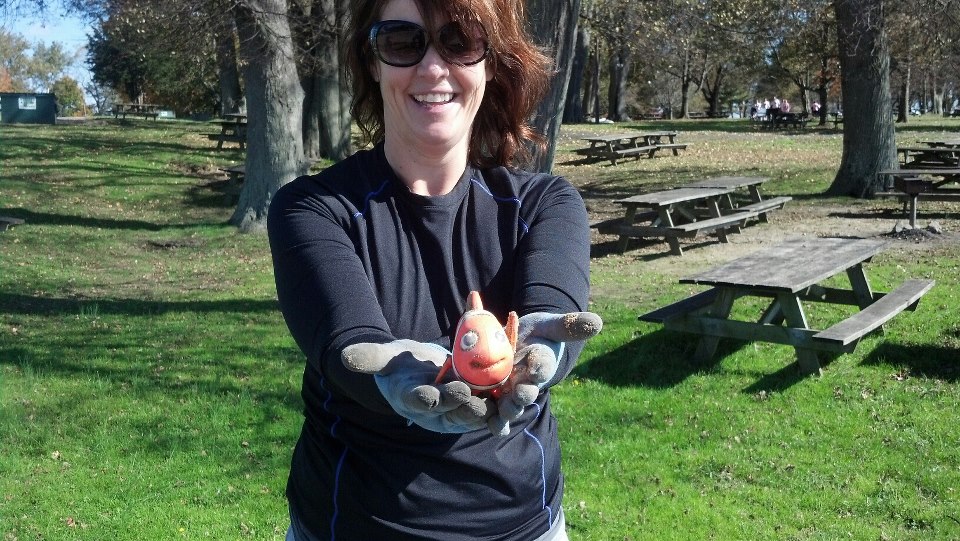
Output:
[383,137,470,197]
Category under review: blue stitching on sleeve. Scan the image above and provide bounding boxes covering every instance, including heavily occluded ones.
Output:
[470,177,529,234]
[523,402,553,528]
[320,376,344,540]
[352,180,391,219]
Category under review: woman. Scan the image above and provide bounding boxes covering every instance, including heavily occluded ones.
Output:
[267,0,595,539]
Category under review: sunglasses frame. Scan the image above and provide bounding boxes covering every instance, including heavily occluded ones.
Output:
[368,19,491,68]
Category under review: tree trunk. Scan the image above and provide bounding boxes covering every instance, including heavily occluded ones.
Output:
[230,0,306,232]
[526,0,581,173]
[606,46,631,121]
[584,36,601,123]
[215,13,244,116]
[828,0,896,198]
[302,74,321,161]
[313,0,351,161]
[563,23,589,123]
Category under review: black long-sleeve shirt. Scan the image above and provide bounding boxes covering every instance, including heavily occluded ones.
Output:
[267,143,590,540]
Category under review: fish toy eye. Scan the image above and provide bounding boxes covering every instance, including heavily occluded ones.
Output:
[459,330,479,351]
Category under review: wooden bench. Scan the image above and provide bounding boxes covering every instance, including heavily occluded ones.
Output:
[611,145,658,164]
[219,164,246,185]
[813,279,935,350]
[654,143,688,156]
[0,216,25,231]
[669,210,758,241]
[111,109,158,120]
[638,288,719,323]
[206,133,246,150]
[731,196,792,222]
[590,211,659,235]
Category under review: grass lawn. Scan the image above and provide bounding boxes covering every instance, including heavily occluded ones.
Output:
[2,116,959,540]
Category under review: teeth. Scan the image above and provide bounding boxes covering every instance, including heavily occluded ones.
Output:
[415,93,454,104]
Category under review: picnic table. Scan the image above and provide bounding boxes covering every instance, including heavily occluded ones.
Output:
[897,146,960,167]
[575,131,686,165]
[682,176,792,221]
[206,114,247,150]
[112,103,161,120]
[876,167,960,226]
[917,138,960,148]
[829,112,844,129]
[639,237,934,376]
[758,111,810,130]
[593,186,757,255]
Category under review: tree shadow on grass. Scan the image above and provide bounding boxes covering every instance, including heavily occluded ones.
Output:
[0,291,278,317]
[0,207,211,231]
[590,237,726,260]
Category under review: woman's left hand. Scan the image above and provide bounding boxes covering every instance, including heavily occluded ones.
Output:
[489,312,603,436]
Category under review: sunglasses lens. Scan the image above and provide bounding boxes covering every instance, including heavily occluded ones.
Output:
[437,22,488,65]
[371,20,488,67]
[375,22,427,67]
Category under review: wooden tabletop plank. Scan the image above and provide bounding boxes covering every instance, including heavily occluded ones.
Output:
[878,168,960,176]
[683,176,770,190]
[680,237,889,292]
[615,187,731,207]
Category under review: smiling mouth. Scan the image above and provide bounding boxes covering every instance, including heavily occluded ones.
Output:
[413,93,455,105]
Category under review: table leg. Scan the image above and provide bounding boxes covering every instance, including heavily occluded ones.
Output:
[776,292,821,375]
[846,263,875,309]
[658,207,683,255]
[693,288,736,362]
[909,195,918,227]
[617,205,639,252]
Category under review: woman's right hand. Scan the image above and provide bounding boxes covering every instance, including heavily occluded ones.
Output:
[341,340,494,433]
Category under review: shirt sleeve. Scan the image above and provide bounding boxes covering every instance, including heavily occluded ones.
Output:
[514,175,592,388]
[267,177,396,414]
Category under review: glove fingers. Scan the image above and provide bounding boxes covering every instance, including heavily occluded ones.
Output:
[515,344,559,386]
[518,312,603,344]
[487,415,510,437]
[342,340,450,375]
[341,343,398,374]
[443,396,492,430]
[402,381,472,413]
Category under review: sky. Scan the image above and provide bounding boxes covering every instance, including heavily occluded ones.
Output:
[2,10,94,95]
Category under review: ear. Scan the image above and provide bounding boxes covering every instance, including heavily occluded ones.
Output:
[485,59,494,82]
[371,62,381,83]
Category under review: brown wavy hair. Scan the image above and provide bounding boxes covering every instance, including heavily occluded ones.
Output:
[344,0,552,168]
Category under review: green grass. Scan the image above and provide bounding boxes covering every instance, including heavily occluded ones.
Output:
[2,117,960,540]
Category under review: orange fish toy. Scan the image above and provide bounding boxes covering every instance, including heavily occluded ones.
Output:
[435,291,518,397]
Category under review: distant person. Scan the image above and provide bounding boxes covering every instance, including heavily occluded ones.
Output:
[781,99,791,113]
[811,101,821,114]
[773,96,781,109]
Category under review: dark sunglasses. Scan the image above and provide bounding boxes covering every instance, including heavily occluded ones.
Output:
[369,19,490,68]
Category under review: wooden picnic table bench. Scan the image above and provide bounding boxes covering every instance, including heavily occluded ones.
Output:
[681,176,792,222]
[205,116,247,150]
[917,138,960,148]
[896,146,960,167]
[639,237,934,376]
[594,186,754,255]
[111,103,161,120]
[576,131,683,165]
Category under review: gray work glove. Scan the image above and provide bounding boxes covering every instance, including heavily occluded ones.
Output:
[341,340,493,433]
[488,312,603,436]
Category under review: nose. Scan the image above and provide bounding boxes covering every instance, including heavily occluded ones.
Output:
[417,44,450,76]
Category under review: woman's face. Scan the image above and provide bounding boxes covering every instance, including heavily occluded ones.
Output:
[374,0,492,157]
